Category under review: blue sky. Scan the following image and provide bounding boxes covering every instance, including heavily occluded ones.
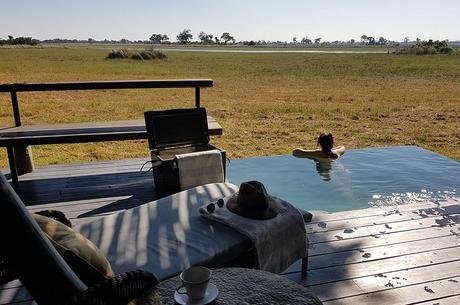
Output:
[2,0,459,42]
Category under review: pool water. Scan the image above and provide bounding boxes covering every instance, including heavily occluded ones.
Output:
[226,146,460,212]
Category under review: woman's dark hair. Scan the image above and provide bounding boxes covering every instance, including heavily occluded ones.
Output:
[317,133,334,153]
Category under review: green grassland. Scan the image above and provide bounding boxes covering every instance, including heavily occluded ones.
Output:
[0,46,459,167]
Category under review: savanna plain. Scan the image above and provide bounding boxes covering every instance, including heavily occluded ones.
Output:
[0,46,459,168]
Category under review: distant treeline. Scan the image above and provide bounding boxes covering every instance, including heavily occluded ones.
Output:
[38,37,460,47]
[41,38,149,44]
[2,32,460,48]
[0,36,39,46]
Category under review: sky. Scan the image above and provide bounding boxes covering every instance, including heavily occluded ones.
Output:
[1,0,459,42]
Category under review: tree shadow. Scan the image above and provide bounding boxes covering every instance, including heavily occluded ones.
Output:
[13,170,159,211]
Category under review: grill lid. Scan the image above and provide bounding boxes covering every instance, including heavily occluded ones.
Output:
[144,107,210,149]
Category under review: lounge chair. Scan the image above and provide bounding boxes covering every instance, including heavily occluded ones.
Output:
[0,171,309,303]
[0,172,156,305]
[76,181,309,281]
[76,183,246,280]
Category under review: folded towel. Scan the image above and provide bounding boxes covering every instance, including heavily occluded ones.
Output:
[176,149,224,191]
[200,195,307,274]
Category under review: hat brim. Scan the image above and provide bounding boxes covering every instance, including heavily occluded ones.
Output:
[226,194,280,220]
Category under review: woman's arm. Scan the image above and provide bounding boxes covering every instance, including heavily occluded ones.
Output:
[293,148,323,159]
[332,146,346,156]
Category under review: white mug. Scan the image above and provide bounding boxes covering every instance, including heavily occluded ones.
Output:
[176,266,211,300]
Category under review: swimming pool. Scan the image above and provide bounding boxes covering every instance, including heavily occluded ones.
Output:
[226,146,460,212]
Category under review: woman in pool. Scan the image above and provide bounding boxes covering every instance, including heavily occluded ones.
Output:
[293,133,345,159]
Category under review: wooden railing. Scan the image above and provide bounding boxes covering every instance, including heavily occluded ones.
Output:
[0,79,213,127]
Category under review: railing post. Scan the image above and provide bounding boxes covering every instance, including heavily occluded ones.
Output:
[10,90,34,179]
[195,87,200,108]
[11,91,21,127]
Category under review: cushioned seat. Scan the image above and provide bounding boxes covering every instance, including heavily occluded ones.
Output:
[0,172,156,305]
[76,183,252,281]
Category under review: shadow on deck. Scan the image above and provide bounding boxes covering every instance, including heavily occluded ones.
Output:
[10,159,162,223]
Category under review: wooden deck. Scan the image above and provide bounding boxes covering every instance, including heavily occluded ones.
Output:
[284,198,460,304]
[1,158,459,305]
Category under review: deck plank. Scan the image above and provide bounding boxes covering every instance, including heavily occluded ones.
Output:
[307,200,460,234]
[309,225,459,257]
[415,294,460,305]
[322,276,460,305]
[308,213,460,244]
[0,285,32,305]
[309,234,460,270]
[307,260,460,301]
[291,245,460,286]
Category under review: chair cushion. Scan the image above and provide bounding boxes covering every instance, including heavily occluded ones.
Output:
[33,214,114,286]
[76,182,251,281]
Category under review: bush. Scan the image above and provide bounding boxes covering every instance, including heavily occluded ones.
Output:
[131,50,167,60]
[413,46,437,55]
[438,46,454,55]
[393,40,456,55]
[108,49,167,61]
[139,51,153,60]
[130,52,144,60]
[152,50,167,59]
[106,49,129,59]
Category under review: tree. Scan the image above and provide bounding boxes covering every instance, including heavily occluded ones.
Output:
[314,37,322,44]
[150,34,169,44]
[198,32,214,44]
[360,35,368,44]
[8,35,13,41]
[350,39,355,45]
[404,36,410,44]
[377,37,387,45]
[214,37,220,44]
[301,36,312,44]
[176,29,192,44]
[367,36,375,45]
[292,37,297,44]
[220,32,235,44]
[88,38,95,43]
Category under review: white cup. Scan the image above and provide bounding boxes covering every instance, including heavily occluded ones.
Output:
[176,266,211,300]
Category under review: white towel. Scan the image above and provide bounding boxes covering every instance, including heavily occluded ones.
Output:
[176,149,224,190]
[199,195,307,274]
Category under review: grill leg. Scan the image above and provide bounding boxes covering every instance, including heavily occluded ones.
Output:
[301,257,308,277]
[6,146,19,187]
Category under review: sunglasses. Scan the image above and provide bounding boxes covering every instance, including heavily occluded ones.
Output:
[206,198,225,213]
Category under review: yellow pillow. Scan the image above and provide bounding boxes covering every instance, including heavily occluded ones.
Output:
[33,214,114,286]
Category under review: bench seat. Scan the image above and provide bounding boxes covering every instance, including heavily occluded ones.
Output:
[0,116,222,146]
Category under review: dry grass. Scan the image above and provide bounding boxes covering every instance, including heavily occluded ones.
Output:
[0,47,459,167]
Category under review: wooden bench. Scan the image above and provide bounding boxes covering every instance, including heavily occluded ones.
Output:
[0,79,221,186]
